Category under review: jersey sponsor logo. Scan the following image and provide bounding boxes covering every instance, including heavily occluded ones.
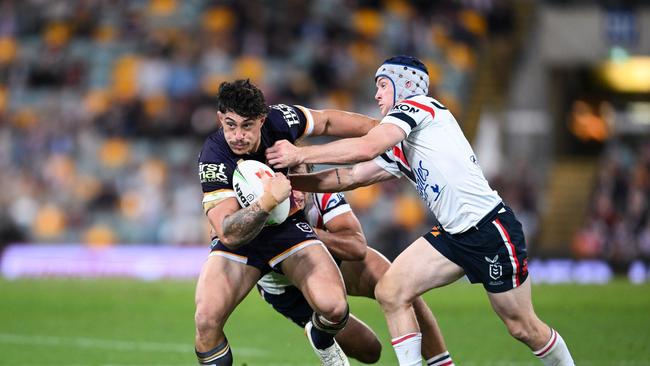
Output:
[414,161,442,202]
[199,163,228,184]
[392,103,420,114]
[485,255,503,280]
[295,222,313,233]
[270,104,300,127]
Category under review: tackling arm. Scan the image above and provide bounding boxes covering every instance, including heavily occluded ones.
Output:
[309,109,380,137]
[289,160,395,193]
[267,123,406,168]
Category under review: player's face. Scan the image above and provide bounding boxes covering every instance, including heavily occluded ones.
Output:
[375,76,394,116]
[219,111,265,155]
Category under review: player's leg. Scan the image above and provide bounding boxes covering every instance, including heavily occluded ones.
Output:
[258,282,380,364]
[340,248,454,364]
[334,314,382,364]
[194,255,261,366]
[374,237,465,366]
[281,244,350,365]
[485,207,575,365]
[487,278,575,366]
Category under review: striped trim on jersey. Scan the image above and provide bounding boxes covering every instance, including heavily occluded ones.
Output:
[492,218,521,287]
[268,239,323,267]
[295,105,315,138]
[313,192,351,226]
[202,189,236,204]
[379,143,416,183]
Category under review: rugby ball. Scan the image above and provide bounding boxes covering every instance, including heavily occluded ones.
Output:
[232,160,290,225]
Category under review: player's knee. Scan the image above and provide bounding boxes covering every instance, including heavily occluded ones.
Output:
[375,275,406,310]
[505,321,533,344]
[312,294,348,322]
[194,308,225,339]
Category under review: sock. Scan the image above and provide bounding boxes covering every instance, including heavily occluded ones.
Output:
[533,329,575,366]
[309,323,335,349]
[196,339,233,366]
[391,332,422,366]
[426,350,455,366]
[310,309,349,350]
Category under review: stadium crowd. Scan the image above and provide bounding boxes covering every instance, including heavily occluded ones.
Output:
[0,0,520,256]
[572,141,650,270]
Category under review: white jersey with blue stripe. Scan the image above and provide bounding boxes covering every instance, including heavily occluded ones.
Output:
[373,95,501,234]
[257,192,351,294]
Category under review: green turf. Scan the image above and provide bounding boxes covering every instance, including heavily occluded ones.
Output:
[0,278,648,366]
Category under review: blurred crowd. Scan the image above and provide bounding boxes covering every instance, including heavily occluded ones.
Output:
[572,141,650,270]
[0,0,516,253]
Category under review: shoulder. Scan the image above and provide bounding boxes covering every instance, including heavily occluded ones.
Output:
[267,104,303,130]
[199,130,231,162]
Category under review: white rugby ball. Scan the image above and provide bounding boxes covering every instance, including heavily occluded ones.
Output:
[232,160,290,225]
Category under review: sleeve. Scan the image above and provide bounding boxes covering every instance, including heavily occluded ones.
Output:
[380,98,430,136]
[314,192,352,225]
[267,104,314,142]
[198,138,237,213]
[372,148,404,178]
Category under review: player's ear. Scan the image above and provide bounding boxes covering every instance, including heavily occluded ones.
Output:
[216,111,224,124]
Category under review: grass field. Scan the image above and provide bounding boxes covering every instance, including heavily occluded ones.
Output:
[1,278,649,366]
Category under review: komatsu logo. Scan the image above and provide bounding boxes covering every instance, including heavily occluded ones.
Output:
[392,104,419,114]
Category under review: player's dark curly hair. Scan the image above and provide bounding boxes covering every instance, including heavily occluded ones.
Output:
[216,79,268,118]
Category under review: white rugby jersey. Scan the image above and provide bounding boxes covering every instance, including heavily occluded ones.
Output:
[374,95,501,234]
[257,192,351,294]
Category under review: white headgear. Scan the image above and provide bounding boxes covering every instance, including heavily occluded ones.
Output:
[375,55,429,106]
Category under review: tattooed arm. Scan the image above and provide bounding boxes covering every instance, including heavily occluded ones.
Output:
[219,199,270,249]
[206,173,292,249]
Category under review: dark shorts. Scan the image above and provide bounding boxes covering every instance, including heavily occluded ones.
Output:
[210,211,322,275]
[424,203,529,293]
[257,284,313,327]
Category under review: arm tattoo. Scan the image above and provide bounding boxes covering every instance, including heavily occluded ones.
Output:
[335,168,341,185]
[222,201,269,248]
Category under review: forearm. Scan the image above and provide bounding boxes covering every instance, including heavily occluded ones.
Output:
[220,196,275,249]
[314,228,366,261]
[299,139,377,165]
[290,167,359,193]
[319,109,379,137]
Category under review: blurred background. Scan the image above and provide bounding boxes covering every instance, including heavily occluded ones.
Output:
[0,0,649,281]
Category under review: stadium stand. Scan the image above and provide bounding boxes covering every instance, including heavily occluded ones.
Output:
[0,0,503,252]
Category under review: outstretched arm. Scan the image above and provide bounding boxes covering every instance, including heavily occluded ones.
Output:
[267,123,405,169]
[309,109,380,137]
[289,160,395,193]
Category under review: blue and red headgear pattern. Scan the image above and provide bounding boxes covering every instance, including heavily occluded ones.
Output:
[375,55,429,106]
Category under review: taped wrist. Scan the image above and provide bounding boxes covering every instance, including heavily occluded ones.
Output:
[311,306,349,335]
[258,193,279,212]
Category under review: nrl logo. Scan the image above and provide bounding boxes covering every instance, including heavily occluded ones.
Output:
[485,255,502,280]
